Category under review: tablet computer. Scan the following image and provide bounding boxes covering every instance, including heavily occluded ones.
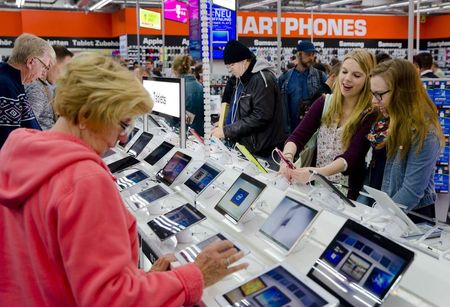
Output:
[128,184,173,210]
[183,162,222,195]
[259,195,320,254]
[156,151,192,186]
[143,141,175,166]
[235,143,268,174]
[312,172,356,208]
[107,156,140,174]
[116,169,150,192]
[215,263,339,307]
[307,219,415,307]
[364,185,423,237]
[127,132,153,157]
[175,232,248,264]
[214,173,266,224]
[147,203,206,241]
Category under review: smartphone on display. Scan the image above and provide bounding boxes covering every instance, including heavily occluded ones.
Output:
[189,127,204,144]
[274,148,296,169]
[147,203,206,241]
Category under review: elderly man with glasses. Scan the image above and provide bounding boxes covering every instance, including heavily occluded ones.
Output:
[0,33,55,149]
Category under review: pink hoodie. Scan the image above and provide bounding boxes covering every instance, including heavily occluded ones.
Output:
[0,129,203,307]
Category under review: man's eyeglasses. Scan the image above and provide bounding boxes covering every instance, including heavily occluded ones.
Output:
[34,57,50,71]
[119,120,135,136]
[371,90,391,102]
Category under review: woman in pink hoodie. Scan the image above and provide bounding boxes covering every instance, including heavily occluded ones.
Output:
[0,53,247,307]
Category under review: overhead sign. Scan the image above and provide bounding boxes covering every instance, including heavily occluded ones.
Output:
[164,0,188,23]
[237,12,409,39]
[212,3,236,59]
[140,9,161,30]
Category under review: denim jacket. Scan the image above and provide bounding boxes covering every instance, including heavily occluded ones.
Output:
[382,131,441,209]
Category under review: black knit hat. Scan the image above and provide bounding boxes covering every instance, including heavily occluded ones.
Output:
[223,40,254,65]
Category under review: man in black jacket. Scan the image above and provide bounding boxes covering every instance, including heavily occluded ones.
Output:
[211,40,286,156]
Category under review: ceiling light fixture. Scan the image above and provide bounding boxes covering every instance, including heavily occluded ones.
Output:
[361,4,388,11]
[390,0,433,7]
[306,0,358,10]
[414,6,441,13]
[240,0,277,10]
[89,0,113,11]
[16,0,25,7]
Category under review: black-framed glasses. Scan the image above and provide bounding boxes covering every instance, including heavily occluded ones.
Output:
[371,90,391,102]
[119,120,134,136]
[34,57,50,71]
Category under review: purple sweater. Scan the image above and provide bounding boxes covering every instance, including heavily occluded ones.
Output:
[286,95,377,199]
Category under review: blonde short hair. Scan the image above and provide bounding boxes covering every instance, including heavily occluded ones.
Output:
[53,52,153,132]
[9,33,56,65]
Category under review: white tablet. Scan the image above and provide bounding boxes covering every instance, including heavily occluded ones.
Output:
[215,263,338,307]
[175,232,248,264]
[259,195,321,255]
[214,172,266,224]
[364,185,422,236]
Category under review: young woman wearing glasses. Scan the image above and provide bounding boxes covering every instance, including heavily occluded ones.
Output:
[367,58,444,221]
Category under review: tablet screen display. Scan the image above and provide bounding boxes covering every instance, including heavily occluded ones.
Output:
[127,132,153,157]
[259,196,318,252]
[184,163,221,194]
[222,265,329,306]
[107,156,140,174]
[307,219,414,306]
[144,141,175,165]
[147,203,206,241]
[129,185,169,210]
[156,151,192,186]
[117,170,149,192]
[214,173,266,223]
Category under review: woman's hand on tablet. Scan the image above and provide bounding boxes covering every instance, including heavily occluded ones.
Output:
[195,240,248,287]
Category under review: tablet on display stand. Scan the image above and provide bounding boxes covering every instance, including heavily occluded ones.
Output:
[143,141,175,166]
[214,172,266,226]
[179,161,223,202]
[156,151,192,187]
[147,203,206,243]
[127,183,174,214]
[215,262,339,307]
[307,219,414,307]
[258,194,321,255]
[363,185,423,238]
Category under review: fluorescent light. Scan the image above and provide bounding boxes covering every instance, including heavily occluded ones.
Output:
[362,4,387,11]
[240,0,277,9]
[89,0,113,11]
[390,0,433,7]
[414,6,441,13]
[306,0,358,10]
[16,0,25,7]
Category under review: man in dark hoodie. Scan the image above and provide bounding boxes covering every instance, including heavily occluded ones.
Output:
[211,40,286,156]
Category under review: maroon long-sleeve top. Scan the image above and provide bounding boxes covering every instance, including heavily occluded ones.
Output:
[286,95,377,200]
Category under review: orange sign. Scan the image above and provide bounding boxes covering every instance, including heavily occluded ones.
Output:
[237,12,409,39]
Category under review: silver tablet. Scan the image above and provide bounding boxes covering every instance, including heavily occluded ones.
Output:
[259,195,321,255]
